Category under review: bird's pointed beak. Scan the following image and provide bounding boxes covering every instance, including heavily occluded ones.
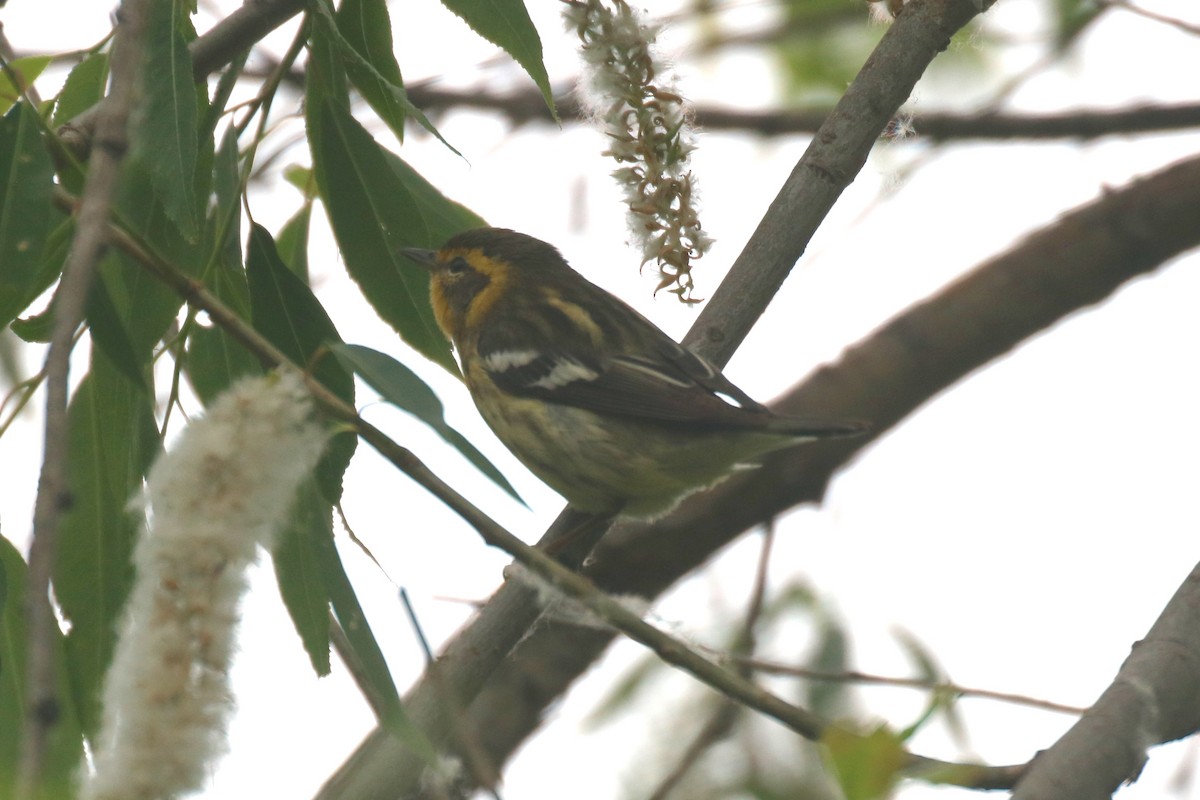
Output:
[400,247,439,268]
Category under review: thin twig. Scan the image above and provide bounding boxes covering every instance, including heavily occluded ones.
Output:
[732,658,1087,716]
[19,0,151,795]
[1094,0,1200,36]
[398,83,1200,142]
[645,524,777,800]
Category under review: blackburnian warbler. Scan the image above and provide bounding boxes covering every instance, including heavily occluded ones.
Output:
[402,228,864,519]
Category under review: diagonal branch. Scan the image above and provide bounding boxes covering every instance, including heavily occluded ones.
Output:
[1013,561,1200,799]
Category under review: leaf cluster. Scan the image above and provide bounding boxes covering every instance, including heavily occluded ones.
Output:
[0,1,551,795]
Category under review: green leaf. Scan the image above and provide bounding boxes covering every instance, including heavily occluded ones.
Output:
[186,265,260,404]
[283,164,316,195]
[246,223,355,503]
[85,272,149,392]
[439,0,556,120]
[10,305,54,342]
[52,51,109,126]
[807,615,851,717]
[110,160,202,355]
[208,125,243,276]
[304,6,351,115]
[98,245,190,359]
[332,343,524,505]
[822,724,906,800]
[55,353,161,735]
[276,201,312,280]
[0,56,51,114]
[0,102,55,330]
[892,628,967,746]
[187,127,260,403]
[273,486,333,676]
[304,502,438,761]
[380,148,486,244]
[1053,0,1105,51]
[310,0,456,153]
[136,0,200,240]
[0,536,85,800]
[336,0,408,143]
[311,100,480,373]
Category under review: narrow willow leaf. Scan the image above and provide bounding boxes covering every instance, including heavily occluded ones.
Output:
[109,162,201,355]
[276,202,312,280]
[187,260,258,403]
[273,485,333,676]
[246,223,355,503]
[336,0,408,143]
[85,273,149,392]
[209,124,243,276]
[332,343,524,505]
[188,127,259,402]
[310,1,456,153]
[0,102,54,329]
[313,101,484,373]
[55,354,161,735]
[380,148,485,238]
[137,0,199,240]
[0,536,85,800]
[306,502,440,764]
[440,0,556,119]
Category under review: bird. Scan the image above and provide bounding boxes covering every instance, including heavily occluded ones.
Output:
[401,228,865,519]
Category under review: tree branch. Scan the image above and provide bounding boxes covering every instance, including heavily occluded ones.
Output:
[19,0,151,795]
[189,0,307,80]
[402,83,1200,142]
[58,0,307,158]
[682,0,997,365]
[1013,561,1200,799]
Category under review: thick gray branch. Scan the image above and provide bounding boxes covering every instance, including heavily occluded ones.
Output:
[1013,563,1200,799]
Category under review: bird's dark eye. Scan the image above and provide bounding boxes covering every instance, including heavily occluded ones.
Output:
[447,256,469,275]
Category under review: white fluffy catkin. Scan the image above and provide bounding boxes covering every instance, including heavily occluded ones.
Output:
[564,0,712,301]
[81,370,327,800]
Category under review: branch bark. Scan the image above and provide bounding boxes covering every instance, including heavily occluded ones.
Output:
[402,83,1200,142]
[413,151,1200,797]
